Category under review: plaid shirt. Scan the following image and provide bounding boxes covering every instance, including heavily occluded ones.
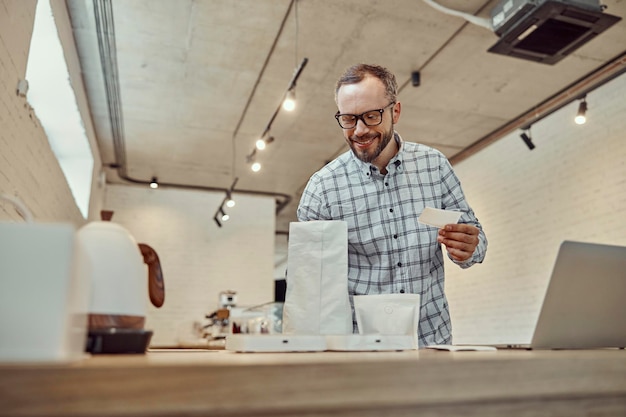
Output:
[297,133,487,347]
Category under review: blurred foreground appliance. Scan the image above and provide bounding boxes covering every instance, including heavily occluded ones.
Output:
[78,221,165,354]
[0,222,89,362]
[488,0,621,64]
[0,193,90,363]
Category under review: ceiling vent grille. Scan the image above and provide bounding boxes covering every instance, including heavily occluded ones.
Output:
[487,0,621,65]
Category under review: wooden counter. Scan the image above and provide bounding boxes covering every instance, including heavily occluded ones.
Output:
[1,348,626,416]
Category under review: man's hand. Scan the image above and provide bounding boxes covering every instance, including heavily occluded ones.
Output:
[437,223,480,262]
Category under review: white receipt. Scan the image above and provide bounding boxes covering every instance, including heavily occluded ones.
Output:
[418,207,462,229]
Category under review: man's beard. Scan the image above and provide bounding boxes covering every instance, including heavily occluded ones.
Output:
[349,124,394,163]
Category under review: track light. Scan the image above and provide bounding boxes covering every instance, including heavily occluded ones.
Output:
[575,96,587,125]
[243,57,308,171]
[256,134,275,151]
[213,207,229,228]
[282,89,296,111]
[225,177,238,208]
[246,149,261,172]
[212,178,238,227]
[149,177,159,189]
[520,128,535,150]
[219,208,229,222]
[250,135,274,171]
[246,149,257,163]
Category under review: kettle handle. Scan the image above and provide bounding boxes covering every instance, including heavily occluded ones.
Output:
[138,243,165,308]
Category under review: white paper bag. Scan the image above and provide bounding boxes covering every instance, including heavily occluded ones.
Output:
[282,221,352,335]
[354,294,421,349]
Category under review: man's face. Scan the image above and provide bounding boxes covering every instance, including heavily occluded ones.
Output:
[336,76,398,164]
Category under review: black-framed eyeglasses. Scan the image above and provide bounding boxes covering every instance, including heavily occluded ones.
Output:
[334,102,395,129]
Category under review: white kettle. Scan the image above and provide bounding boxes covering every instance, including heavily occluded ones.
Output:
[77,219,165,354]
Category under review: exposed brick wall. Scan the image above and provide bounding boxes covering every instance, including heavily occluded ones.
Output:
[446,72,626,345]
[0,0,35,77]
[104,184,276,346]
[0,0,103,225]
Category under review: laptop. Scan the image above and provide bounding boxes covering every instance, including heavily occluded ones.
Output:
[500,240,626,350]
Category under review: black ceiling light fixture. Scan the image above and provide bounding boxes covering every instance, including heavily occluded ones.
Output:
[225,177,238,209]
[246,148,262,173]
[255,134,275,151]
[243,0,307,174]
[244,57,308,173]
[213,207,229,228]
[574,95,588,125]
[520,127,536,150]
[212,177,238,228]
[411,71,421,87]
[282,89,296,111]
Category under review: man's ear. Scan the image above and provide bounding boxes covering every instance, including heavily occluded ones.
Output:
[392,102,401,124]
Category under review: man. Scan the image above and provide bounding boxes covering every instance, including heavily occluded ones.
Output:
[297,63,487,347]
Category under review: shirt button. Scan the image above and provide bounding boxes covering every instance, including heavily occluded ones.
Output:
[385,182,389,186]
[393,234,398,239]
[389,208,393,213]
[400,289,405,293]
[397,262,402,267]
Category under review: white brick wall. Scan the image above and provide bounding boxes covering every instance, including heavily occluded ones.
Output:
[0,0,103,225]
[104,184,276,346]
[0,0,35,78]
[446,72,626,345]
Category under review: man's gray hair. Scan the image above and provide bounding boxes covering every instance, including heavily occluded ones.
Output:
[335,64,398,104]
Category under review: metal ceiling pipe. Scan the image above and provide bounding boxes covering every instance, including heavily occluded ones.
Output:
[92,0,292,215]
[449,52,626,165]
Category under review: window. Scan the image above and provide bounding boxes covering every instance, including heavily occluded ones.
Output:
[26,0,94,218]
